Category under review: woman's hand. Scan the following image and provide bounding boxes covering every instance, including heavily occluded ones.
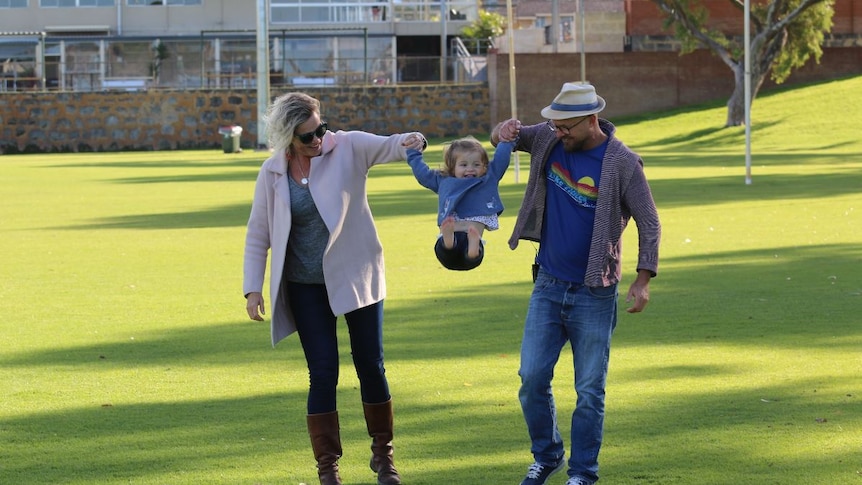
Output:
[246,292,266,321]
[402,133,427,151]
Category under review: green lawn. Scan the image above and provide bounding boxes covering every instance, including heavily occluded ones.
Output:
[1,76,860,484]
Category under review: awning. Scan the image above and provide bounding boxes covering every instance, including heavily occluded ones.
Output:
[0,39,39,62]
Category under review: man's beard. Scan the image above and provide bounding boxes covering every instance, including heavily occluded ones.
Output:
[562,137,586,152]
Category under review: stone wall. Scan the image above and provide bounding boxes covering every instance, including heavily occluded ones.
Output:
[0,85,490,154]
[2,46,860,154]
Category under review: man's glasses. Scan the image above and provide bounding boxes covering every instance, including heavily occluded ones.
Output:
[295,122,328,144]
[547,116,589,135]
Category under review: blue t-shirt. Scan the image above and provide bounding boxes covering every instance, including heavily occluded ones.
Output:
[537,140,607,283]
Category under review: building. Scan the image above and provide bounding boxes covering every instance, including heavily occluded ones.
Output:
[3,0,859,92]
[0,0,480,92]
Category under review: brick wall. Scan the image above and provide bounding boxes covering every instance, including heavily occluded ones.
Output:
[489,46,862,126]
[627,0,862,36]
[833,0,862,34]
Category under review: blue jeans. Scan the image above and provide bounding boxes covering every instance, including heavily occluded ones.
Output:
[518,268,617,482]
[287,282,391,414]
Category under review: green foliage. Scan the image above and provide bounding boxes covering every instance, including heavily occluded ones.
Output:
[460,9,506,40]
[150,39,170,79]
[768,1,834,82]
[1,76,860,484]
[652,0,836,125]
[656,0,834,84]
[660,0,727,54]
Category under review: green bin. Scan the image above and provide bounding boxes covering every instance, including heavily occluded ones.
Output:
[218,125,243,153]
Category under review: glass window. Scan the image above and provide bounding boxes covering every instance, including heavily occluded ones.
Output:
[1,0,28,7]
[41,0,114,5]
[128,0,200,5]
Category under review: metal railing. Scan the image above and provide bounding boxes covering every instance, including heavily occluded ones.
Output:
[269,0,478,24]
[0,36,494,92]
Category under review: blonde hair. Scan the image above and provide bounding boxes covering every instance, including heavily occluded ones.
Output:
[263,92,320,156]
[440,136,489,177]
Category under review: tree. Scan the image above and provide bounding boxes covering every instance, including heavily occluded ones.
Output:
[150,39,170,85]
[460,10,507,54]
[651,0,834,126]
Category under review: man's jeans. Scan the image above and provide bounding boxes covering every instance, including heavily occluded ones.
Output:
[518,268,617,482]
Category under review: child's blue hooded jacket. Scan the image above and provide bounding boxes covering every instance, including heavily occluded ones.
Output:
[407,140,515,226]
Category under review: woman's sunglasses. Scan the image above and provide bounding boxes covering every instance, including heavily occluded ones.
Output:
[295,122,328,145]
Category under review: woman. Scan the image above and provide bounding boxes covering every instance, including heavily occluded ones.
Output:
[243,92,426,485]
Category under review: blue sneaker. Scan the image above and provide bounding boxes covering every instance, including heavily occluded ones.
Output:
[565,477,595,485]
[519,459,565,485]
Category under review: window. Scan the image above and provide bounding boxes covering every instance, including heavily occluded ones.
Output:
[41,0,114,6]
[127,0,201,5]
[543,16,575,44]
[1,0,28,7]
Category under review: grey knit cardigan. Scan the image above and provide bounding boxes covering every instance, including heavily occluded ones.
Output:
[507,118,661,287]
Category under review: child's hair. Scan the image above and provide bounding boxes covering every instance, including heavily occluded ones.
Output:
[440,136,489,177]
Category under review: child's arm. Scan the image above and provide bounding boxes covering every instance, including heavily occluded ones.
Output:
[487,140,516,181]
[407,148,441,192]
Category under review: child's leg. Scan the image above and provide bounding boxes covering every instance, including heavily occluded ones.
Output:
[440,216,456,250]
[466,225,483,260]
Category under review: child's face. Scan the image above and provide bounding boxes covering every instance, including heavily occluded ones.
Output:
[453,154,487,178]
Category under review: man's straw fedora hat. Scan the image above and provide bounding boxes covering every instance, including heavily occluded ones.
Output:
[541,82,606,120]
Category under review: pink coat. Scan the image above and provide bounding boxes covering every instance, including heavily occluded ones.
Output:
[243,129,418,346]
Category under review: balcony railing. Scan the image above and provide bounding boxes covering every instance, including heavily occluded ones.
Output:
[0,34,492,93]
[269,0,478,24]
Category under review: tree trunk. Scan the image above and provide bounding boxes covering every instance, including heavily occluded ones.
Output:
[726,64,746,127]
[725,61,766,127]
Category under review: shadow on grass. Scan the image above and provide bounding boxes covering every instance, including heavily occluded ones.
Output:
[45,155,266,171]
[648,168,862,209]
[51,176,526,231]
[630,242,861,347]
[0,387,528,484]
[601,376,859,483]
[2,242,859,483]
[2,362,856,483]
[50,155,862,231]
[59,203,254,230]
[3,242,858,372]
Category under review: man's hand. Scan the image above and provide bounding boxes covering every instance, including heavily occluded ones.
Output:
[492,118,521,144]
[625,270,652,313]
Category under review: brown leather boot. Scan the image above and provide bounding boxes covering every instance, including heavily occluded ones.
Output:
[363,399,402,485]
[306,412,343,485]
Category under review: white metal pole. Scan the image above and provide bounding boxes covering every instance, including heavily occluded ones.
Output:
[441,0,448,82]
[552,0,559,53]
[256,0,270,150]
[744,0,752,184]
[506,0,520,182]
[117,1,122,35]
[578,0,585,82]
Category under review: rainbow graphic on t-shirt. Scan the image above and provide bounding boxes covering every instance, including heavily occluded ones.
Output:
[549,162,598,208]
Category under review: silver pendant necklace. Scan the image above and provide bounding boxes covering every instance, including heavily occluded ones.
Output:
[296,161,309,185]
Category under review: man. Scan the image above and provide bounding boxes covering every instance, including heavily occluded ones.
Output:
[492,82,661,485]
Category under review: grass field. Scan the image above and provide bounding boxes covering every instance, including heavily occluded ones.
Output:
[1,76,860,484]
